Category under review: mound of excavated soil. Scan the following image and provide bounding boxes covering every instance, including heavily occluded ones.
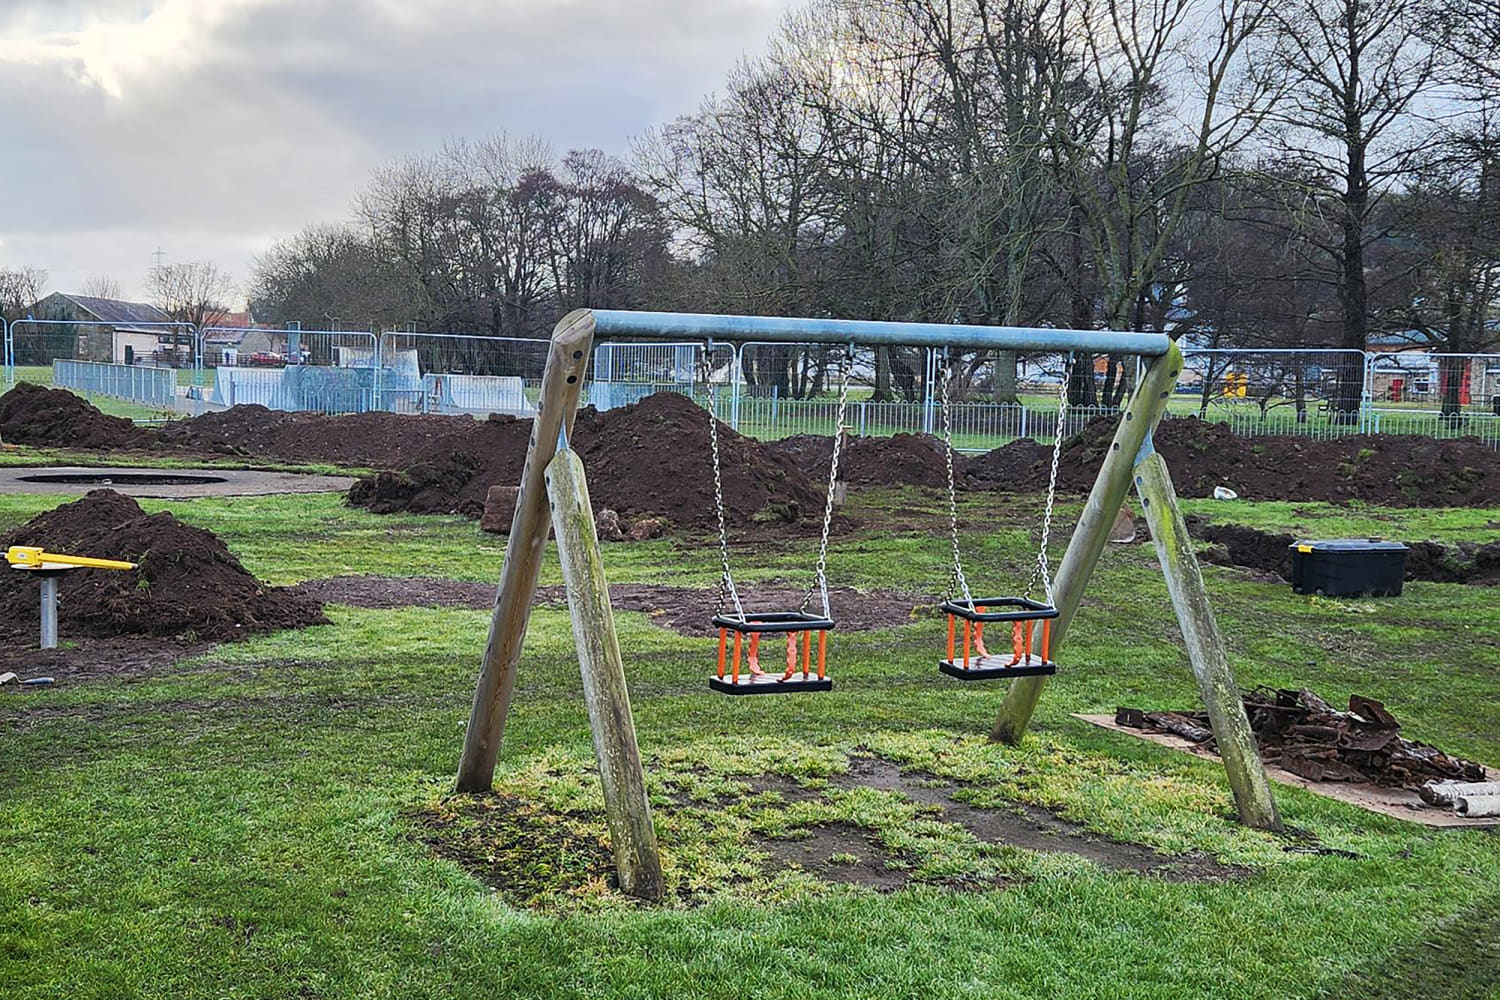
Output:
[0,489,327,643]
[156,404,510,469]
[348,392,828,531]
[960,437,1050,487]
[0,382,153,450]
[770,433,956,488]
[963,416,1500,508]
[568,392,825,529]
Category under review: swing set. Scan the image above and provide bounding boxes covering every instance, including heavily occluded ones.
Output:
[703,345,1073,693]
[454,309,1284,900]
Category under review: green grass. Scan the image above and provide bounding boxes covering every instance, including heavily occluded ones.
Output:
[1,487,1498,998]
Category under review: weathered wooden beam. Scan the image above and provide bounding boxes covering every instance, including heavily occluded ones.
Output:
[1133,449,1283,831]
[545,446,665,900]
[991,346,1184,744]
[455,309,594,793]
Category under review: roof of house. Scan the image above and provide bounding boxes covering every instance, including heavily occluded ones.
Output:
[44,292,173,326]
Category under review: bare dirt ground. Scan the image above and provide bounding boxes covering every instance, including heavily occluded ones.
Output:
[290,575,936,636]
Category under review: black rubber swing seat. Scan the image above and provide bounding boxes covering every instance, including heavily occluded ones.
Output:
[710,611,835,695]
[938,596,1059,680]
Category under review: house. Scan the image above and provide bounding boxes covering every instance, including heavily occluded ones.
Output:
[27,292,183,365]
[198,311,284,365]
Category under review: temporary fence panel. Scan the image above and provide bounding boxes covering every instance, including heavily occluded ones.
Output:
[588,341,701,411]
[212,364,380,413]
[1177,349,1371,437]
[52,360,176,408]
[199,327,378,369]
[376,333,551,414]
[10,319,197,369]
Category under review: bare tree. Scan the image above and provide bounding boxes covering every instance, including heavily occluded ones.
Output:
[148,261,236,362]
[80,274,122,300]
[0,266,50,364]
[1253,0,1441,415]
[0,266,46,320]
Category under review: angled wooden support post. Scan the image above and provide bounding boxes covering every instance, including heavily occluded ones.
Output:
[1133,449,1283,831]
[545,446,665,899]
[455,309,595,793]
[991,345,1184,744]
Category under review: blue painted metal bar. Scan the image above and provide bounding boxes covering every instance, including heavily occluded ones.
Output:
[589,309,1172,357]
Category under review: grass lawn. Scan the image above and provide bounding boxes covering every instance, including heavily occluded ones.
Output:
[0,485,1497,998]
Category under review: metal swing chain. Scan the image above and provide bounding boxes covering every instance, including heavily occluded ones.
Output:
[704,344,745,621]
[802,345,854,619]
[939,349,975,608]
[1027,352,1074,606]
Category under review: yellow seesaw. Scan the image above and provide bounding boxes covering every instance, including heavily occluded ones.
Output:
[5,546,137,571]
[6,546,137,650]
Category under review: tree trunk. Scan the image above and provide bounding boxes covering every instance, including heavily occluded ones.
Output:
[874,347,893,402]
[1335,138,1369,421]
[992,350,1019,404]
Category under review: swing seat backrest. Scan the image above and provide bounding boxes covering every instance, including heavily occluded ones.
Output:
[939,596,1057,623]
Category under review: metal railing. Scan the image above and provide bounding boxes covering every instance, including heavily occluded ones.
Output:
[10,318,1500,449]
[52,359,176,408]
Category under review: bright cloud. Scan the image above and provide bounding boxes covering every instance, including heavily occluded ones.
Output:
[0,0,793,297]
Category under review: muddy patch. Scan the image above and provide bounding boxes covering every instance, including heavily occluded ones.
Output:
[414,793,618,909]
[830,756,1245,883]
[754,820,913,892]
[291,575,934,636]
[537,582,937,637]
[290,575,496,610]
[0,635,212,685]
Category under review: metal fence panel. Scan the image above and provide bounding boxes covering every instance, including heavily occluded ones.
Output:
[53,359,176,408]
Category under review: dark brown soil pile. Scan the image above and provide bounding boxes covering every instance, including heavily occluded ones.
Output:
[567,392,826,529]
[0,489,327,643]
[0,382,153,450]
[960,438,1050,487]
[770,433,957,488]
[1118,688,1486,789]
[964,416,1500,507]
[348,392,827,531]
[1188,518,1500,585]
[156,404,510,469]
[346,450,492,517]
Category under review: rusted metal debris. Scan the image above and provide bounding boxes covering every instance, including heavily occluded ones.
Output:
[1116,687,1486,790]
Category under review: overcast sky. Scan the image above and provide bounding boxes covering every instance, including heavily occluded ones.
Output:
[0,0,793,302]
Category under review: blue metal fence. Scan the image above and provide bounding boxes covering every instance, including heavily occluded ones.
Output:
[52,359,176,408]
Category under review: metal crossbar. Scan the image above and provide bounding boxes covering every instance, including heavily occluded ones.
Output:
[590,310,1173,356]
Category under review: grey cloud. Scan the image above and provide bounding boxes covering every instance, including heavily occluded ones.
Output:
[0,0,790,297]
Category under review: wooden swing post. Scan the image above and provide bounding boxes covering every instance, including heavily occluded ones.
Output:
[455,309,594,793]
[546,446,665,899]
[992,344,1281,831]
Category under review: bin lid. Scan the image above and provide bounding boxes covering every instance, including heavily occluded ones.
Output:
[1289,538,1409,553]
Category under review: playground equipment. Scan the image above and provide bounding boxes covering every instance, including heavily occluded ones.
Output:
[5,546,136,649]
[705,345,851,694]
[936,351,1070,681]
[454,309,1284,900]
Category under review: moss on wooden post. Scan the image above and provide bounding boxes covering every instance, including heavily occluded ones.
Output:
[544,447,666,899]
[1134,450,1283,831]
[456,309,594,793]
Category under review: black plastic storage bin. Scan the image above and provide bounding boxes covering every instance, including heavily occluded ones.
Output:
[1289,538,1408,597]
